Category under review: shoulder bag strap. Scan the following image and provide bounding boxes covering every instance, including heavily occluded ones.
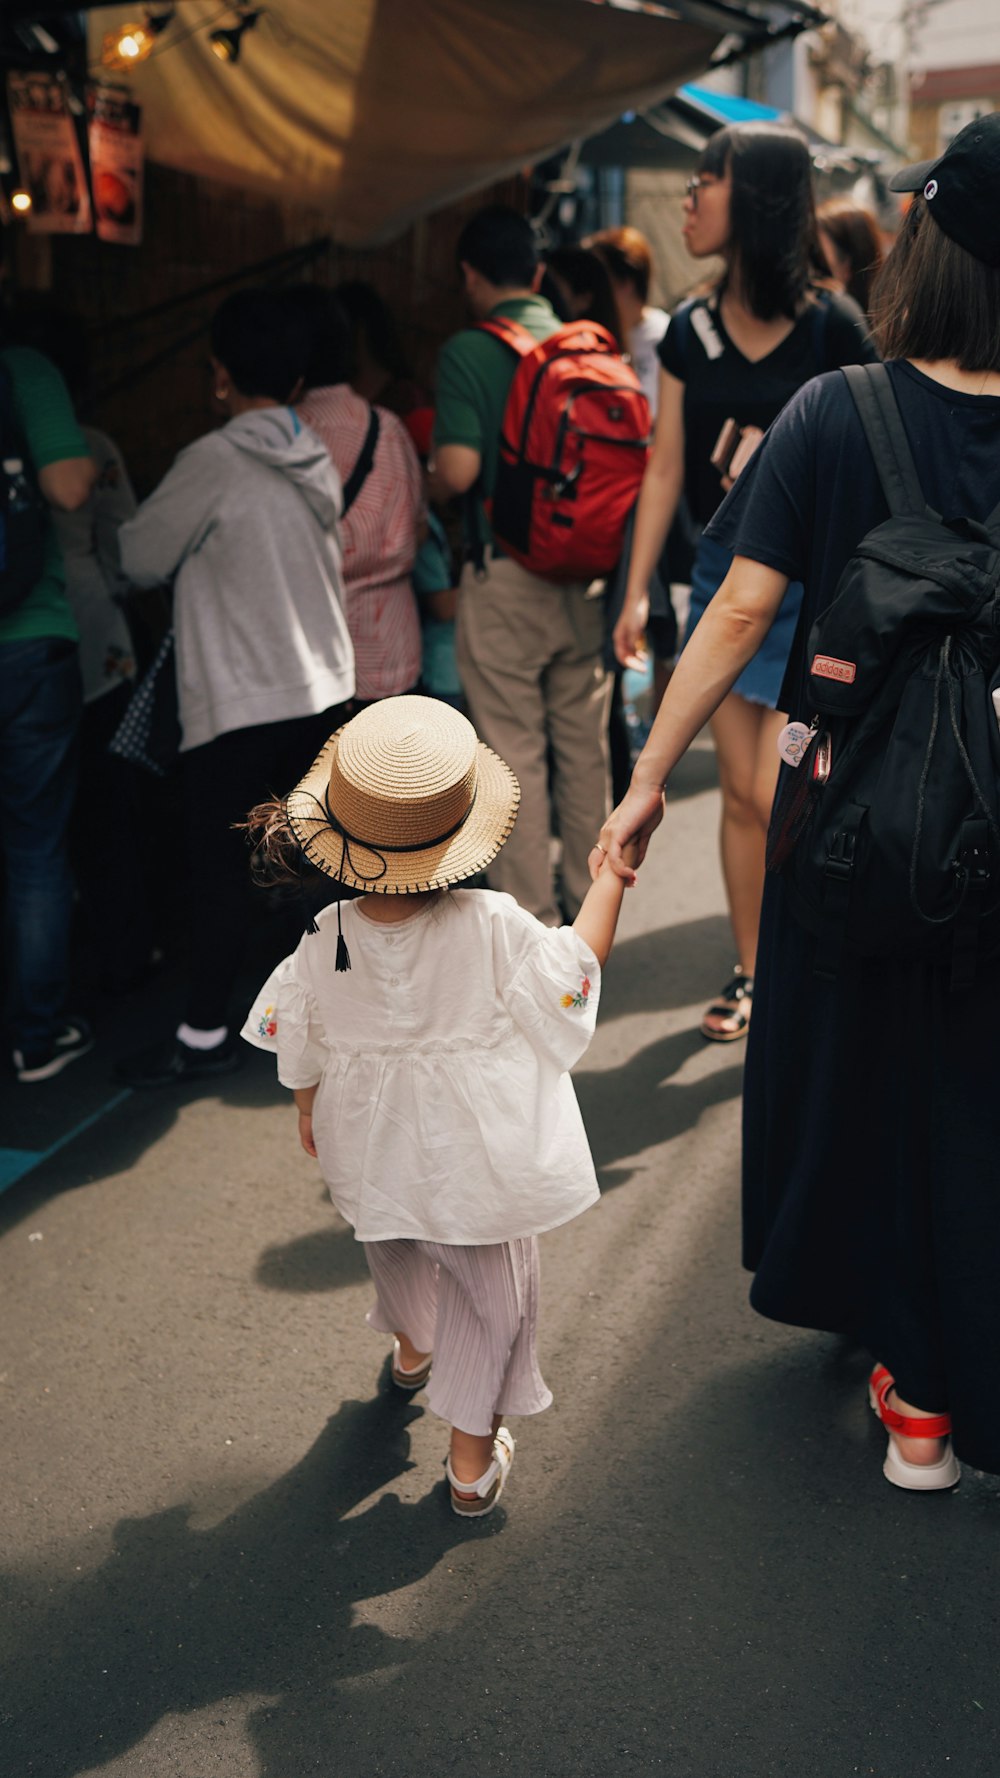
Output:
[841,363,926,519]
[340,406,380,517]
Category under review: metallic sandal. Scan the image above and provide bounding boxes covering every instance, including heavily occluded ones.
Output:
[869,1363,960,1491]
[446,1427,516,1518]
[700,968,754,1043]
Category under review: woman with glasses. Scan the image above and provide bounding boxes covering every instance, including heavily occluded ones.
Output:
[614,123,875,1042]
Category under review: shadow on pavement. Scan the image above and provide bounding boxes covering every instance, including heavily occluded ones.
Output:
[597,914,735,1025]
[0,1390,499,1778]
[0,1048,285,1239]
[256,1334,999,1778]
[577,1026,744,1189]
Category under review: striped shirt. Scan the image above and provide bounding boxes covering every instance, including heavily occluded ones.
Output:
[297,385,423,700]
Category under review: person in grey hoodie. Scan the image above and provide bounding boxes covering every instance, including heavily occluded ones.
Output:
[117,288,355,1088]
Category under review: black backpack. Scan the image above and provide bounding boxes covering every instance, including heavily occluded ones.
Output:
[0,359,46,616]
[766,363,1000,989]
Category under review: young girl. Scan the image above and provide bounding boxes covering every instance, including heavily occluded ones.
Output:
[242,695,633,1517]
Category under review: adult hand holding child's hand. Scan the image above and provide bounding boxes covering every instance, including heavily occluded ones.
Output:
[591,778,665,884]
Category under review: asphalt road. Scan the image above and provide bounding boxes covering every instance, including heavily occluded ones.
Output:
[2,737,999,1778]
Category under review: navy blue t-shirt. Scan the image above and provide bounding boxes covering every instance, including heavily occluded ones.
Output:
[706,359,1000,711]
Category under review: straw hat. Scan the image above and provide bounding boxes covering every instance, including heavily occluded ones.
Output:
[287,695,520,894]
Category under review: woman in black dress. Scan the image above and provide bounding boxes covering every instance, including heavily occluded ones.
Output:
[594,117,1000,1488]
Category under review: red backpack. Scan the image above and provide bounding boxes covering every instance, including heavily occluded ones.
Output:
[478,317,651,582]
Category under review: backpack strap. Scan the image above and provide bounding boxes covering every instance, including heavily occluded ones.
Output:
[341,405,380,517]
[476,316,540,358]
[841,363,926,520]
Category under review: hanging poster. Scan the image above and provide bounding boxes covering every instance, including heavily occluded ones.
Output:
[6,71,92,235]
[87,86,144,246]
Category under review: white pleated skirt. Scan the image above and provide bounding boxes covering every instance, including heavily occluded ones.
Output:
[363,1236,553,1436]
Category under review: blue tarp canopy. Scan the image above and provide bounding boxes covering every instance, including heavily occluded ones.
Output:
[678,84,783,124]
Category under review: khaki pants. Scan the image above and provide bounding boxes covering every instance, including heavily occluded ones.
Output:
[456,555,611,924]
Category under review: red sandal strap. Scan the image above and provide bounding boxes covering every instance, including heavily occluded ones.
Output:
[874,1374,951,1440]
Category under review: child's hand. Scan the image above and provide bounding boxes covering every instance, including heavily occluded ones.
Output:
[298,1112,317,1159]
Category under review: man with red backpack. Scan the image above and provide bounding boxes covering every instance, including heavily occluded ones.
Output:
[431,206,647,925]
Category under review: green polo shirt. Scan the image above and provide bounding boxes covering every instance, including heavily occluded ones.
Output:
[433,295,561,547]
[0,346,85,644]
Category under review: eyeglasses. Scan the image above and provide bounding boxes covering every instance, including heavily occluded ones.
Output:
[685,176,703,206]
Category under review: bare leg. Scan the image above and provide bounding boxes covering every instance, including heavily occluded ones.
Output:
[394,1331,431,1372]
[709,693,774,975]
[449,1415,503,1493]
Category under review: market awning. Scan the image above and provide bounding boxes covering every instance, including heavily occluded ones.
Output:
[85,0,793,245]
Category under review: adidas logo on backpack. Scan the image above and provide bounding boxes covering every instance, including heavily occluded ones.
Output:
[766,363,1000,990]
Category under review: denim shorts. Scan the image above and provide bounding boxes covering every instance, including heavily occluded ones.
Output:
[683,534,803,711]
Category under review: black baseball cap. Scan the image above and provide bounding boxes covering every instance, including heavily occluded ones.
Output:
[889,113,1000,266]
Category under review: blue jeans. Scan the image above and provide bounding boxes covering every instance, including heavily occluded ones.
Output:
[0,638,82,1053]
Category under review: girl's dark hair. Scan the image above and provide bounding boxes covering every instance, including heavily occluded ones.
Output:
[543,245,622,344]
[242,796,315,889]
[210,288,314,402]
[869,196,1000,372]
[283,285,355,390]
[817,198,883,314]
[700,122,818,321]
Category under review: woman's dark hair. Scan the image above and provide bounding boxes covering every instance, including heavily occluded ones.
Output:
[817,198,883,314]
[700,122,818,321]
[544,246,621,344]
[585,225,654,304]
[283,285,354,390]
[456,204,538,290]
[210,288,314,402]
[869,196,1000,372]
[332,279,410,381]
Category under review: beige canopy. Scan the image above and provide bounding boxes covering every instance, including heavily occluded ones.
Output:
[88,0,732,244]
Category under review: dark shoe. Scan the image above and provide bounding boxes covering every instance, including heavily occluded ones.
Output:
[13,1018,95,1084]
[116,1033,243,1089]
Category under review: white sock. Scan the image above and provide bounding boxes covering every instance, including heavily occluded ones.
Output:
[176,1022,228,1051]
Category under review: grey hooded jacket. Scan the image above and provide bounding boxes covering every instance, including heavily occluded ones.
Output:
[120,407,355,750]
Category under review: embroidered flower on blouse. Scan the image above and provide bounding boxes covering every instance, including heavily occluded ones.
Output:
[258,1005,277,1038]
[560,976,591,1011]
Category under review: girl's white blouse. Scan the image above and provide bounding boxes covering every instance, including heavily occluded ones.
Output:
[242,890,602,1245]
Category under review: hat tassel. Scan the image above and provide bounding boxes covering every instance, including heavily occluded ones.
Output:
[335,834,352,971]
[335,893,351,973]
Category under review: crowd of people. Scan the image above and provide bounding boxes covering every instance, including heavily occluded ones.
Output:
[3,111,999,1511]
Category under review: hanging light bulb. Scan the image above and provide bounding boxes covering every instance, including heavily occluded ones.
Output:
[10,189,32,215]
[209,9,262,64]
[101,9,176,72]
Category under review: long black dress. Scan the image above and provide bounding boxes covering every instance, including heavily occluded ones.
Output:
[708,360,1000,1474]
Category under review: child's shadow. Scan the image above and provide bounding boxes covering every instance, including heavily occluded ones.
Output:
[575,1025,743,1189]
[2,1392,492,1778]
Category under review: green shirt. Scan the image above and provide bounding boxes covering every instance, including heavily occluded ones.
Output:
[0,346,86,644]
[433,295,561,546]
